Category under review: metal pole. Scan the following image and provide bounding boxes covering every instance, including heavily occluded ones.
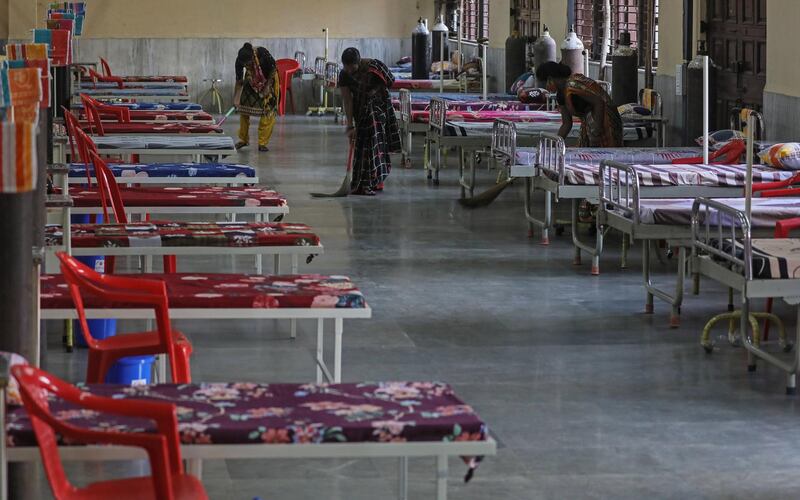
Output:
[481,42,488,101]
[702,55,709,165]
[745,114,755,225]
[439,31,445,94]
[457,1,463,73]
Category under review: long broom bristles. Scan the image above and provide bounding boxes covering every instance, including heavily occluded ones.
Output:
[311,140,355,198]
[458,178,514,208]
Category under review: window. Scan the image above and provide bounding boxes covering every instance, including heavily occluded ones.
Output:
[514,0,540,38]
[444,0,490,43]
[573,0,658,66]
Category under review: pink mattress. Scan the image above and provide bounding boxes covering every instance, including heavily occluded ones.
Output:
[80,122,222,134]
[413,109,562,124]
[61,186,287,208]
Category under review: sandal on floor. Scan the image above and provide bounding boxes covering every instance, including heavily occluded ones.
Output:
[235,141,249,150]
[258,146,269,152]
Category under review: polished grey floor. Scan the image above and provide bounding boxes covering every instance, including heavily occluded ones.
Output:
[38,116,800,499]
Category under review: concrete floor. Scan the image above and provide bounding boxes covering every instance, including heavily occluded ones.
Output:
[37,116,800,499]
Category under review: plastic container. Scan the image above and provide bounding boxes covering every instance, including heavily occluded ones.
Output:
[105,355,155,386]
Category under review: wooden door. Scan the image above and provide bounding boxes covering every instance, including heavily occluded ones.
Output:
[706,0,767,129]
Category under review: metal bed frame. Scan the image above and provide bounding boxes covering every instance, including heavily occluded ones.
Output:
[67,174,258,186]
[91,144,236,163]
[594,160,775,326]
[72,93,192,103]
[306,57,341,117]
[0,356,493,500]
[691,198,800,394]
[425,101,540,192]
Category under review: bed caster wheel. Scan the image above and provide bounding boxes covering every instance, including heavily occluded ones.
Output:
[787,386,797,396]
[747,364,757,373]
[701,343,714,354]
[555,225,565,236]
[540,237,550,246]
[590,265,600,276]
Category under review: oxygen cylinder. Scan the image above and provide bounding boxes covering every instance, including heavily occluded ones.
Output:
[611,31,638,105]
[532,25,557,87]
[506,30,527,92]
[411,18,431,79]
[686,47,717,143]
[560,25,585,75]
[431,16,449,63]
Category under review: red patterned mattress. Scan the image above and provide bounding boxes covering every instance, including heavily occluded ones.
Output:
[412,109,562,124]
[45,221,319,250]
[5,380,485,460]
[80,122,222,134]
[40,273,362,310]
[62,186,287,208]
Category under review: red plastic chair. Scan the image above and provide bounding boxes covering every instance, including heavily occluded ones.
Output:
[276,58,300,116]
[89,151,178,274]
[12,364,207,500]
[56,251,193,383]
[100,57,114,78]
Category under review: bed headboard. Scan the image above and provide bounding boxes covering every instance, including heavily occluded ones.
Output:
[599,160,640,223]
[491,119,517,166]
[429,97,447,133]
[294,51,307,71]
[313,57,326,79]
[537,132,567,185]
[324,62,339,88]
[730,108,765,141]
[398,89,411,124]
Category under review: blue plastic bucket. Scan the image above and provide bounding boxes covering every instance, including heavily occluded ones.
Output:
[105,355,155,385]
[73,254,117,347]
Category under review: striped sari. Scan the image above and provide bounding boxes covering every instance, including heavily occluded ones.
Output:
[563,74,623,148]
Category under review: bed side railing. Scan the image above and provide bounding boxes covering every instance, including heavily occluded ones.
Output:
[537,132,566,185]
[691,197,752,280]
[429,97,447,134]
[730,108,765,142]
[399,89,411,124]
[599,160,641,223]
[491,119,516,166]
[639,88,663,117]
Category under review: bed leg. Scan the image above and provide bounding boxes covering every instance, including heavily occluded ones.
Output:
[157,354,167,384]
[316,319,324,384]
[541,191,551,246]
[787,373,797,396]
[334,318,343,383]
[271,254,279,275]
[291,254,299,274]
[290,319,297,340]
[436,455,448,500]
[571,200,581,265]
[187,459,203,479]
[459,149,466,199]
[398,457,409,500]
[620,234,628,269]
[469,152,476,198]
[643,241,654,314]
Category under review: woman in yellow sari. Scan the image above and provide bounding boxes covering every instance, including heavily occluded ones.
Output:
[234,43,279,152]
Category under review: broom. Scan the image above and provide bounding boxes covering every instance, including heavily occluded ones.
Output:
[311,139,355,198]
[458,171,515,208]
[216,106,237,126]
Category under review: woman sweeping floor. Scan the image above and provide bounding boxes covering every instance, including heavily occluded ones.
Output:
[234,43,279,152]
[338,47,401,195]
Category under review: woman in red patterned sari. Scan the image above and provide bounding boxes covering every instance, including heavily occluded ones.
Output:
[338,48,401,196]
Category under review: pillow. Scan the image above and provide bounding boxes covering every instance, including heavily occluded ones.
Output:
[510,72,533,94]
[0,351,29,406]
[758,143,800,170]
[617,103,652,118]
[517,87,549,104]
[695,129,745,150]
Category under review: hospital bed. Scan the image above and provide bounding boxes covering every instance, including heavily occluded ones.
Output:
[39,272,364,382]
[597,160,798,326]
[73,87,192,103]
[91,135,236,162]
[1,361,494,500]
[691,199,800,394]
[65,162,258,186]
[44,221,322,275]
